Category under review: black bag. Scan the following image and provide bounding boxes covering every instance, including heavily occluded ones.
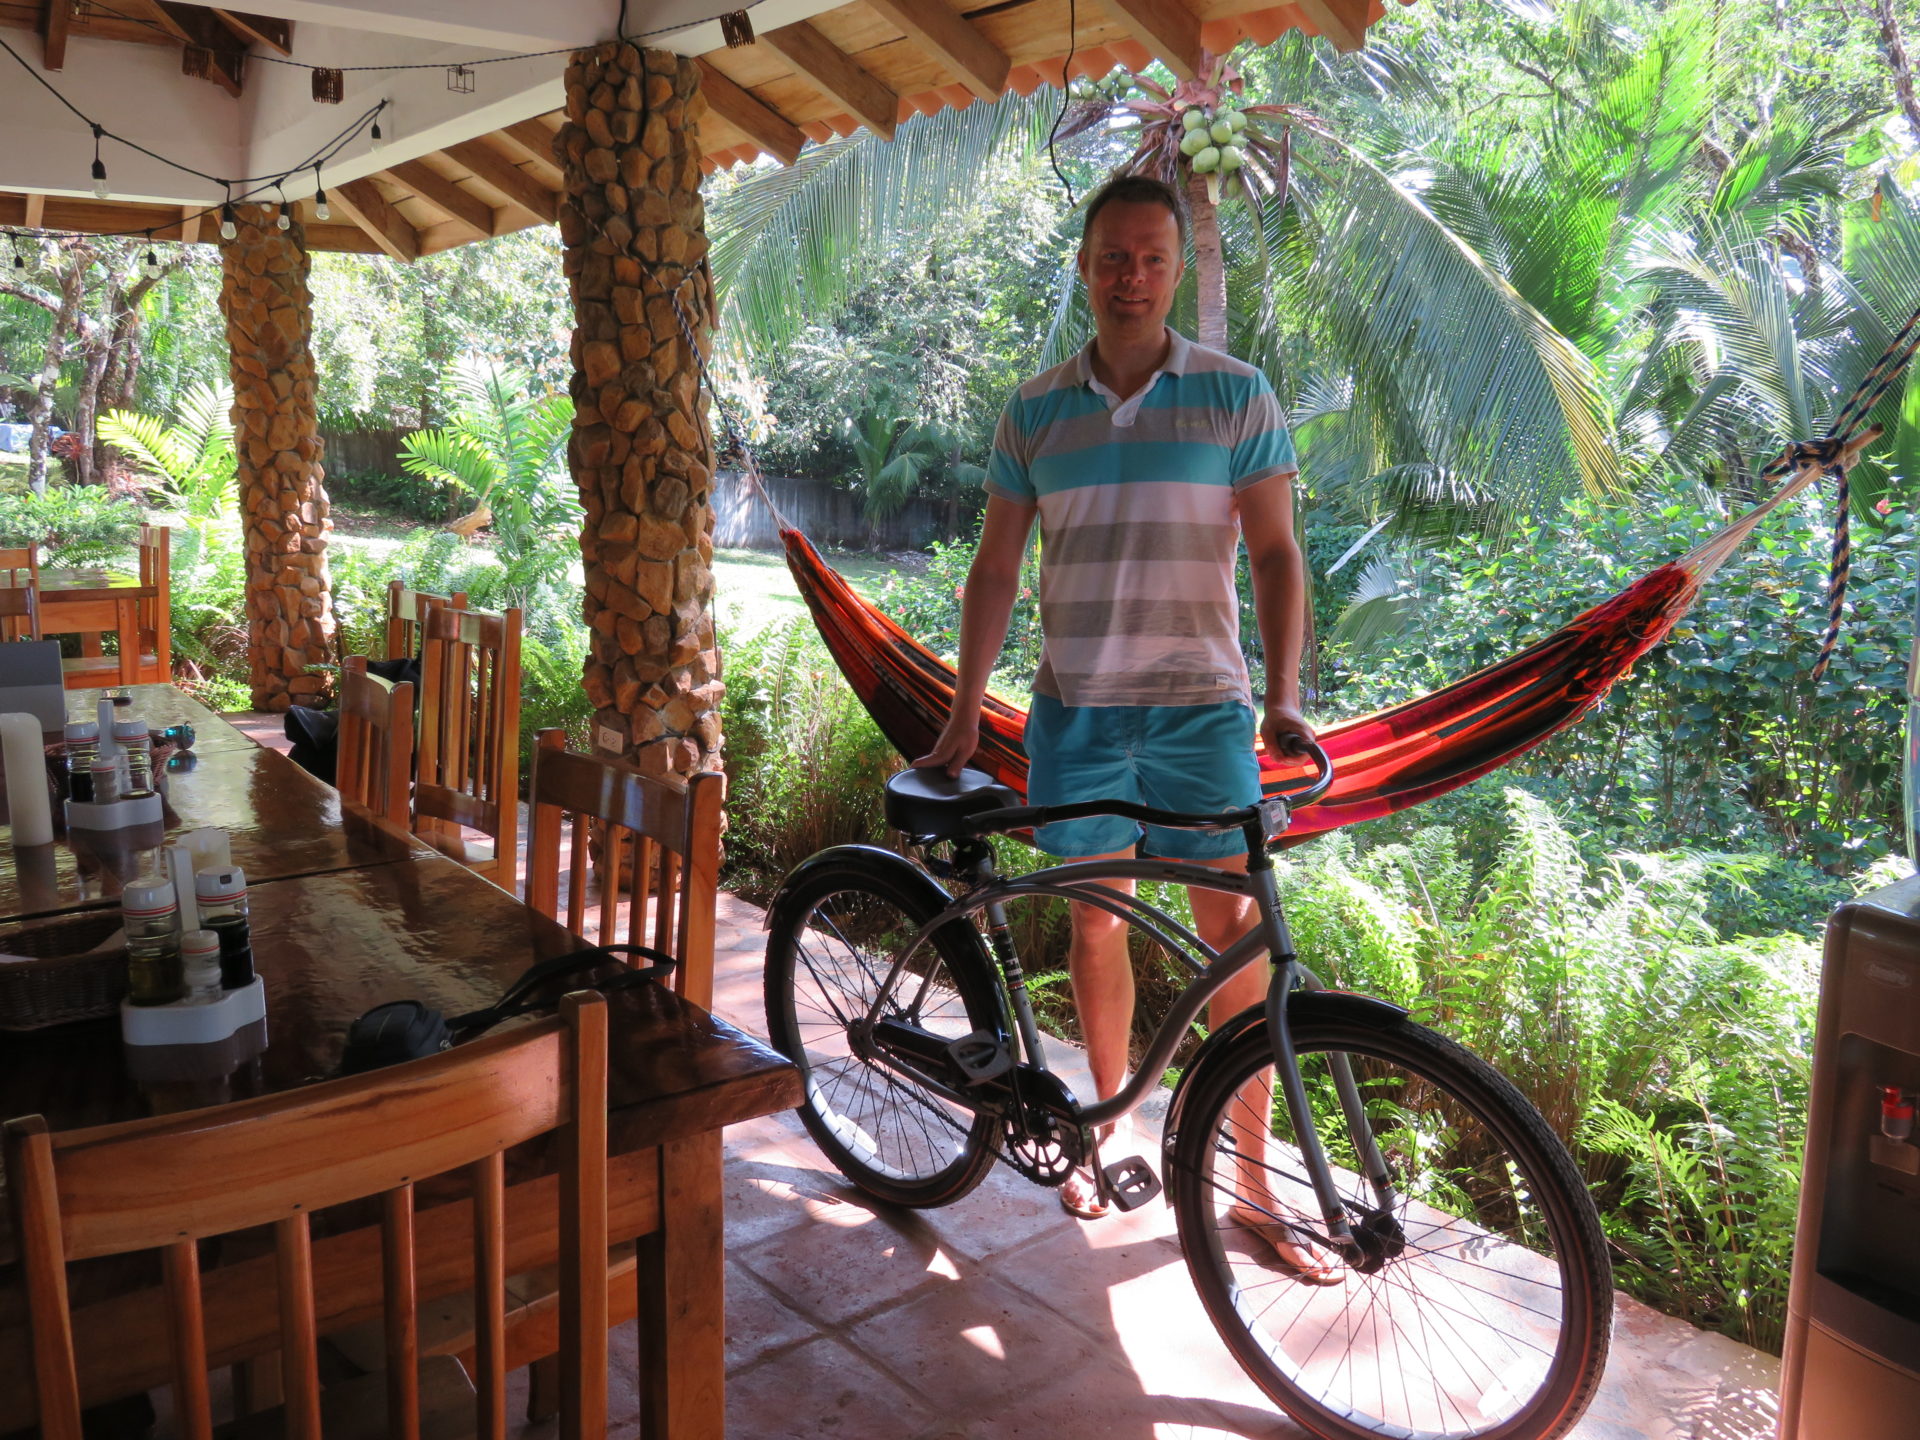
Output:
[285,653,424,786]
[337,943,678,1076]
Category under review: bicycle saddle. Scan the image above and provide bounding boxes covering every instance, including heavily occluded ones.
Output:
[885,766,1023,840]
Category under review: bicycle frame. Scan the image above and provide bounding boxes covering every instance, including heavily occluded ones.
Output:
[857,846,1392,1250]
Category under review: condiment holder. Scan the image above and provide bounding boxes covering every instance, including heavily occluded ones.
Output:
[119,975,266,1047]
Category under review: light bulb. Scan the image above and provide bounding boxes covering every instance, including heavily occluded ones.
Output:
[370,118,386,149]
[314,191,330,221]
[90,158,108,199]
[219,203,238,240]
[143,247,159,276]
[277,206,291,231]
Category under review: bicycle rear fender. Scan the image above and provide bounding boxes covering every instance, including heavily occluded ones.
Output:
[763,844,951,927]
[1160,989,1411,1169]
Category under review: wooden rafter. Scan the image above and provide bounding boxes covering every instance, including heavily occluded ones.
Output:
[378,162,493,241]
[694,60,805,165]
[761,22,899,141]
[860,0,1009,103]
[42,0,70,70]
[494,120,566,189]
[1089,0,1201,81]
[129,1,246,94]
[23,194,44,228]
[442,140,559,226]
[1291,0,1369,53]
[208,8,292,55]
[328,178,420,262]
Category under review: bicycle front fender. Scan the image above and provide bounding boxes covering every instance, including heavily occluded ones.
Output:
[1160,989,1411,1171]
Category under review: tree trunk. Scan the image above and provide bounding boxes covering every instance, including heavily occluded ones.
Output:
[94,261,177,480]
[1184,171,1229,352]
[25,254,90,495]
[1876,0,1920,149]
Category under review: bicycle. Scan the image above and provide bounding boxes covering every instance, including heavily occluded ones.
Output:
[762,746,1612,1440]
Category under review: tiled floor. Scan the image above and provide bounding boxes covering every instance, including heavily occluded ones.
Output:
[621,894,1782,1440]
[222,712,1782,1438]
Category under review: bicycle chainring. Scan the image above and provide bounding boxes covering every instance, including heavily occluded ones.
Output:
[1000,1067,1088,1185]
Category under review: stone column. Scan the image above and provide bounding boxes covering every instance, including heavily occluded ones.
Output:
[557,42,721,778]
[217,205,334,712]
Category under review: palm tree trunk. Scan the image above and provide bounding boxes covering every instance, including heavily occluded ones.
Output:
[1184,171,1229,352]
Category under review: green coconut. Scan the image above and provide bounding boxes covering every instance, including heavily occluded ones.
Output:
[1223,110,1249,133]
[1219,144,1245,173]
[1179,129,1210,157]
[1192,145,1221,174]
[1210,119,1235,145]
[1182,108,1207,132]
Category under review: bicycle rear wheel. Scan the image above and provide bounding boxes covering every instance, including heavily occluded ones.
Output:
[764,848,1002,1208]
[1168,993,1611,1440]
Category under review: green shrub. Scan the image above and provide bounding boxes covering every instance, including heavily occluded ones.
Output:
[719,619,902,888]
[327,468,457,525]
[0,487,142,565]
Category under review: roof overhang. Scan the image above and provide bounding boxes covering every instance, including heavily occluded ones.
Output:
[0,0,1393,258]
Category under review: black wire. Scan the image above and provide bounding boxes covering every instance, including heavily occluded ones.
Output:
[1046,0,1078,205]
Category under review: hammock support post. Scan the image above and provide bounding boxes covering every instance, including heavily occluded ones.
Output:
[558,40,724,779]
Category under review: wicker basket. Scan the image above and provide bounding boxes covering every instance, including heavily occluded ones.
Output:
[0,909,129,1030]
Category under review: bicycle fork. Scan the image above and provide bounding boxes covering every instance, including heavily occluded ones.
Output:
[1247,851,1396,1258]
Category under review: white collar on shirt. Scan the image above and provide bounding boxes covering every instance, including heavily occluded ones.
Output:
[1075,328,1193,428]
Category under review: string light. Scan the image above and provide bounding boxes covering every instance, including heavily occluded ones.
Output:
[275,182,292,230]
[142,236,161,277]
[9,235,25,271]
[369,115,386,148]
[313,167,331,221]
[89,124,108,199]
[219,186,238,240]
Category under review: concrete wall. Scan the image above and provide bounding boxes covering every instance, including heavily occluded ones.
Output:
[712,469,977,552]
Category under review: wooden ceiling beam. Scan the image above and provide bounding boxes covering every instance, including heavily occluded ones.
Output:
[23,194,45,228]
[442,140,558,226]
[761,22,899,141]
[42,0,71,70]
[1291,0,1369,53]
[378,162,493,241]
[209,8,292,55]
[1089,0,1201,81]
[494,120,566,188]
[328,178,420,262]
[860,0,1009,103]
[694,60,805,165]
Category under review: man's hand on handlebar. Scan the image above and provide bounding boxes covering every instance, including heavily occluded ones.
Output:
[1262,701,1317,761]
[913,715,980,778]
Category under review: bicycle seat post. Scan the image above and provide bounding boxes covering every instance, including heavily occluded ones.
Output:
[953,836,1050,1072]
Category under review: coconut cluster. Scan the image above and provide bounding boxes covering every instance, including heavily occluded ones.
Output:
[1178,105,1249,175]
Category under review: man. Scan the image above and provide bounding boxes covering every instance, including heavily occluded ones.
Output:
[915,174,1326,1269]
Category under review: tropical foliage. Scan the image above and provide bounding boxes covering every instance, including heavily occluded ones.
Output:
[98,380,237,536]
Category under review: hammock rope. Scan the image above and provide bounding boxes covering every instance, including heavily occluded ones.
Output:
[690,294,1920,843]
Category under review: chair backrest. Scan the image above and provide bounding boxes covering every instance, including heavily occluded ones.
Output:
[4,991,610,1440]
[525,729,724,1009]
[384,583,467,663]
[337,655,415,827]
[414,602,523,888]
[135,525,171,677]
[0,583,38,642]
[0,544,39,587]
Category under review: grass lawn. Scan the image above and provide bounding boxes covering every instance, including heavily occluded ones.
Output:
[713,546,917,637]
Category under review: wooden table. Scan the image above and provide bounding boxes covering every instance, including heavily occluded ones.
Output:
[0,690,799,1436]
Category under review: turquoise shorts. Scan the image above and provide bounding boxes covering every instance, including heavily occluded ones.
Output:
[1022,694,1263,860]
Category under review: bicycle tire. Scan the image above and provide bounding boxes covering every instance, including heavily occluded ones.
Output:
[764,847,1003,1208]
[1167,993,1611,1440]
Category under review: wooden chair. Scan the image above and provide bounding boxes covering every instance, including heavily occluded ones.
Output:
[337,655,415,828]
[4,991,610,1440]
[59,524,170,688]
[0,545,41,642]
[414,603,523,890]
[384,582,467,663]
[525,728,726,1009]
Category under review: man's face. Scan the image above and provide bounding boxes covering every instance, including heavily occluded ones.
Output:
[1078,200,1184,344]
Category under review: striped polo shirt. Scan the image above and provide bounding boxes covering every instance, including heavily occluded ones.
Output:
[984,328,1297,707]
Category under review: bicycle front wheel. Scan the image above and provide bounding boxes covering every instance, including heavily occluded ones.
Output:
[1168,994,1611,1440]
[764,848,1002,1208]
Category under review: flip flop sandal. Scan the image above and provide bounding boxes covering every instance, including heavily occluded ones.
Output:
[1059,1167,1110,1221]
[1233,1216,1345,1285]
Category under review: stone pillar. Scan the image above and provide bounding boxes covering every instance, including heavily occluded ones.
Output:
[557,41,721,778]
[217,205,334,712]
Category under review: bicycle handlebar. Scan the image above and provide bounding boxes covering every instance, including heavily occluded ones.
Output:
[961,740,1335,839]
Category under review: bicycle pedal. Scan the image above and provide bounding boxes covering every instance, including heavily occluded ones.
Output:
[1101,1156,1162,1213]
[945,1029,1013,1083]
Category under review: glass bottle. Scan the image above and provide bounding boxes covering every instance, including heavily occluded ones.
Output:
[123,878,184,1005]
[196,865,254,989]
[64,719,99,803]
[89,754,123,806]
[181,929,223,1001]
[111,715,153,794]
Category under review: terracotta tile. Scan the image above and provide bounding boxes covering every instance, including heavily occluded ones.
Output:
[845,1272,1101,1414]
[728,1334,937,1440]
[965,1353,1294,1440]
[727,1259,820,1373]
[734,1198,969,1327]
